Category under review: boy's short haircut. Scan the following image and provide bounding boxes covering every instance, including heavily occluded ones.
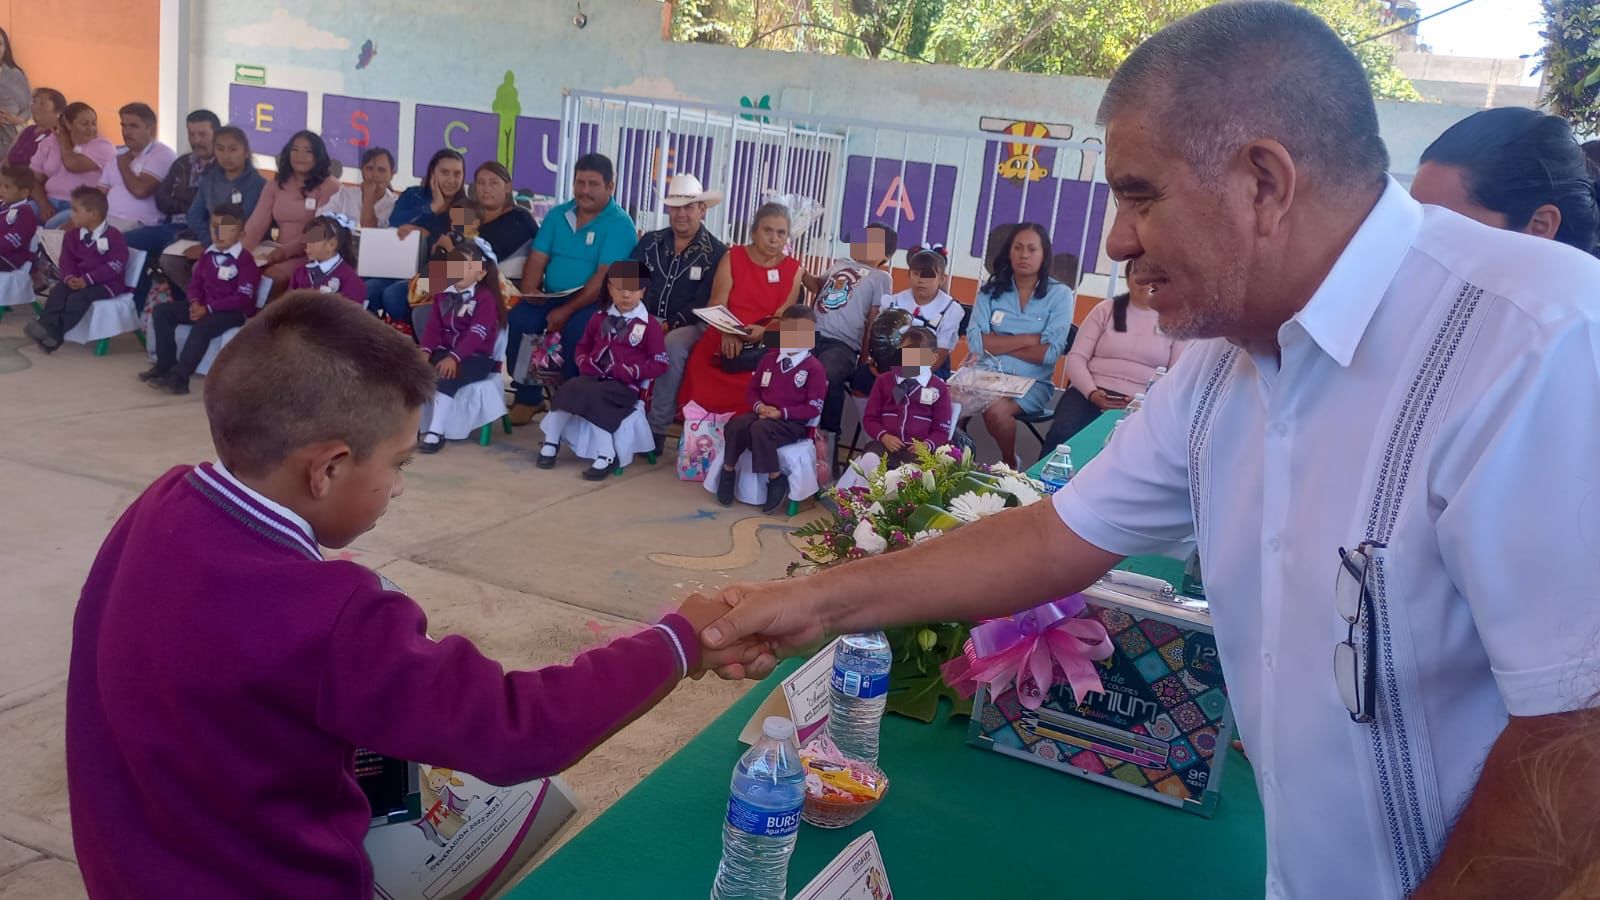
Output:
[70,185,109,218]
[900,326,935,350]
[0,164,34,192]
[782,305,816,324]
[204,292,437,477]
[210,202,246,224]
[118,102,157,125]
[864,221,900,259]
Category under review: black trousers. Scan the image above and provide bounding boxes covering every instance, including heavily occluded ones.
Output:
[1040,387,1102,460]
[814,337,875,434]
[151,303,247,377]
[38,282,114,338]
[724,412,807,475]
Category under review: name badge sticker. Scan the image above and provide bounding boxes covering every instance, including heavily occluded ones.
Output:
[304,197,317,210]
[585,232,595,246]
[761,370,772,387]
[990,310,1005,326]
[766,268,780,284]
[919,387,937,405]
[230,191,243,204]
[690,266,704,281]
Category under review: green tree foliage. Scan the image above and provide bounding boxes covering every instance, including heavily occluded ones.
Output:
[670,0,1422,101]
[1540,0,1600,135]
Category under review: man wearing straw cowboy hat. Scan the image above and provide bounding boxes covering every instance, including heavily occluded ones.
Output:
[634,172,729,456]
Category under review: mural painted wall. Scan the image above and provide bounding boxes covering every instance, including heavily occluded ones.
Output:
[186,0,1482,295]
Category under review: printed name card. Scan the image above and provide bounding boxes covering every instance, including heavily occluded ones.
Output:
[738,640,838,745]
[793,831,894,900]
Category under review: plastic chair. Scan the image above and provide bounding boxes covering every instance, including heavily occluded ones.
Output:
[539,382,660,474]
[153,277,273,376]
[62,248,148,356]
[835,402,961,493]
[0,232,42,319]
[418,330,514,444]
[703,416,823,517]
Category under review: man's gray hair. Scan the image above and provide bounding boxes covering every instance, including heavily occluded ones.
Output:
[1099,1,1389,186]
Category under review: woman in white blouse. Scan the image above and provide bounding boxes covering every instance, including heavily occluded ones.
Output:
[317,146,398,229]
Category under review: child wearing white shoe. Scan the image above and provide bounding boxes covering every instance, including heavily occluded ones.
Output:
[538,259,668,479]
[416,239,504,454]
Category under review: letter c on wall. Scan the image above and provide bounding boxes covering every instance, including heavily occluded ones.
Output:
[445,120,470,153]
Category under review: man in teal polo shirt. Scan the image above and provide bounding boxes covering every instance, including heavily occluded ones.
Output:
[508,153,638,423]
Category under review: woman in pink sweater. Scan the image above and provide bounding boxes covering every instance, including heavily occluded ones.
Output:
[244,130,340,302]
[1039,260,1188,458]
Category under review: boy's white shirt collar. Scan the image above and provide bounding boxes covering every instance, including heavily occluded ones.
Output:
[611,304,649,323]
[442,280,474,295]
[308,253,342,274]
[210,459,318,545]
[79,221,109,243]
[901,368,933,387]
[207,243,244,259]
[778,348,811,365]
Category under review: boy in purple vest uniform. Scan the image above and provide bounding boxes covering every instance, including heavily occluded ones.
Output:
[717,305,827,512]
[142,203,259,394]
[0,165,39,272]
[66,294,757,899]
[25,186,129,352]
[862,327,955,467]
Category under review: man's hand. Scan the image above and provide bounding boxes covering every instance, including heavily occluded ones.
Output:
[701,581,827,680]
[360,180,386,205]
[880,434,905,453]
[720,332,744,358]
[183,244,204,261]
[546,304,572,335]
[435,356,458,379]
[189,301,207,322]
[675,593,771,678]
[65,276,86,290]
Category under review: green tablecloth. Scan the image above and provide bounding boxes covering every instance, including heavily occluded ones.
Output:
[510,661,1264,898]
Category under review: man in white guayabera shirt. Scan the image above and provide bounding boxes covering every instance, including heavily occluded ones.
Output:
[695,3,1600,898]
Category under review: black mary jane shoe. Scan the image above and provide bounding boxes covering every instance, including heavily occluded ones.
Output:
[536,443,559,469]
[581,458,614,481]
[418,432,445,454]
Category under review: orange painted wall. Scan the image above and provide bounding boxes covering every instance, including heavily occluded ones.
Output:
[3,0,159,128]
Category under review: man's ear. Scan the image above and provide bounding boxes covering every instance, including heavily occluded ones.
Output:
[302,441,355,501]
[1239,138,1297,237]
[1524,204,1563,241]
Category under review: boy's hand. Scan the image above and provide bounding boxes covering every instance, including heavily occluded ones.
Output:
[676,593,770,678]
[880,434,905,453]
[189,302,207,322]
[65,276,86,290]
[435,356,458,379]
[757,403,781,420]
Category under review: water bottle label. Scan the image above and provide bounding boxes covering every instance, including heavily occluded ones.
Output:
[725,795,802,837]
[831,666,889,699]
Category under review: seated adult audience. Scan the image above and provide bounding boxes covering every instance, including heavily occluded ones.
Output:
[160,126,264,304]
[29,101,116,228]
[462,160,536,262]
[635,173,729,453]
[366,148,465,325]
[0,28,28,162]
[507,152,637,424]
[317,146,398,229]
[126,108,219,310]
[6,87,62,170]
[1039,258,1188,458]
[1410,107,1600,255]
[966,222,1074,467]
[676,201,803,416]
[99,103,176,231]
[243,130,340,302]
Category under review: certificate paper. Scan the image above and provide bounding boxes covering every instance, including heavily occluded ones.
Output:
[793,831,894,900]
[692,304,750,336]
[738,640,838,745]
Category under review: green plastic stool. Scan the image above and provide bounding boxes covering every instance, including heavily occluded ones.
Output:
[612,451,659,477]
[477,415,514,447]
[93,339,111,357]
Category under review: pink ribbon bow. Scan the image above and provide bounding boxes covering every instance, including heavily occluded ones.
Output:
[941,594,1114,710]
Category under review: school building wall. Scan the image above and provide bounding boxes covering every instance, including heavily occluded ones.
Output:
[4,0,160,131]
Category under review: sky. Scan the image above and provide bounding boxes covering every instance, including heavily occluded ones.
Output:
[1413,0,1545,60]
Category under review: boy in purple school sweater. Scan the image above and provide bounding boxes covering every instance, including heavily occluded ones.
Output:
[0,165,39,272]
[861,326,954,467]
[142,203,259,395]
[66,294,758,899]
[25,186,129,352]
[716,305,827,512]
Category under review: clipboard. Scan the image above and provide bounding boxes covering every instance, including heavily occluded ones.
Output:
[357,227,423,279]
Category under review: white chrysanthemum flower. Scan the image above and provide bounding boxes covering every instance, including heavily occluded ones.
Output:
[852,519,889,554]
[948,491,1007,522]
[922,469,938,492]
[989,461,1020,477]
[935,444,959,465]
[912,529,944,543]
[996,475,1043,507]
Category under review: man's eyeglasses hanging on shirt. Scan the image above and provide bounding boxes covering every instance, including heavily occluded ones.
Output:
[1334,541,1385,724]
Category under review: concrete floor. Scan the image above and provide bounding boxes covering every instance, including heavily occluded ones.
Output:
[0,316,828,896]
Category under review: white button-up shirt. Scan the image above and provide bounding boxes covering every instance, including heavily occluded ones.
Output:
[1054,178,1600,898]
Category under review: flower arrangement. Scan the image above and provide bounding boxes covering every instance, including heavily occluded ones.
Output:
[788,444,1046,721]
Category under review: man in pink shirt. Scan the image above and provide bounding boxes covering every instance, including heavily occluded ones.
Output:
[29,101,116,228]
[98,102,176,230]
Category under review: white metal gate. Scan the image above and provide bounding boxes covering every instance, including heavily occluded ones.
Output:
[558,89,1120,301]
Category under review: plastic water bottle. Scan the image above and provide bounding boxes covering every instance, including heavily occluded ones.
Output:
[827,633,893,765]
[711,717,806,900]
[1039,444,1076,493]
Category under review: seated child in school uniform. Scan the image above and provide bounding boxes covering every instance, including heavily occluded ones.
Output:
[880,244,962,377]
[24,186,128,353]
[141,203,259,395]
[0,166,39,273]
[716,305,827,512]
[861,326,954,467]
[416,238,503,454]
[65,292,757,899]
[288,213,366,305]
[539,258,668,480]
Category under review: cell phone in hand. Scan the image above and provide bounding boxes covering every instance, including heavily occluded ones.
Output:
[1102,390,1128,401]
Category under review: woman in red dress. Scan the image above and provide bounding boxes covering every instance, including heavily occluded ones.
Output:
[677,202,805,413]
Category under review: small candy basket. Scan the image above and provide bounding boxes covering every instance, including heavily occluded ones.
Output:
[798,735,889,829]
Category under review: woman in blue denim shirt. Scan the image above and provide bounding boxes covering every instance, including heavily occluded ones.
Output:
[967,223,1074,466]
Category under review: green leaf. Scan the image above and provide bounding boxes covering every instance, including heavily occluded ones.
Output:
[885,669,973,723]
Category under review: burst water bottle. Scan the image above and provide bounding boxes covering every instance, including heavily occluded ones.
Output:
[710,717,806,900]
[827,632,893,765]
[1039,444,1076,493]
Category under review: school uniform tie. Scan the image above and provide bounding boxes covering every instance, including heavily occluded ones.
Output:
[781,357,794,373]
[896,378,919,404]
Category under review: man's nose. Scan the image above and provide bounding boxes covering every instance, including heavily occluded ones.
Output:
[1104,205,1142,263]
